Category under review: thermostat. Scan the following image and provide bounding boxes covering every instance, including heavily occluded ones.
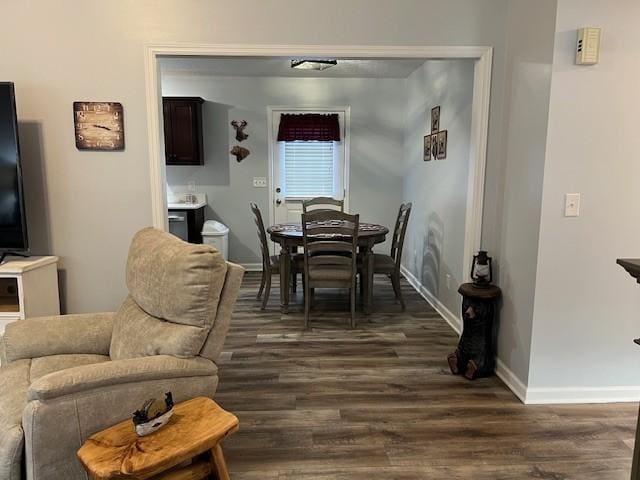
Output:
[576,27,602,65]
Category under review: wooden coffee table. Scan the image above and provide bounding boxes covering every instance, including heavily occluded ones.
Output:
[77,397,239,480]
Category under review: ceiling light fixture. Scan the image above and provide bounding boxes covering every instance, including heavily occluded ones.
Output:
[291,59,338,71]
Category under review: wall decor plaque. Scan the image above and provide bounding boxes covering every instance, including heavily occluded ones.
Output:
[431,105,441,133]
[423,135,432,161]
[436,130,448,160]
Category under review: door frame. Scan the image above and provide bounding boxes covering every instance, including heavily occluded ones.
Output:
[266,105,351,229]
[144,43,493,280]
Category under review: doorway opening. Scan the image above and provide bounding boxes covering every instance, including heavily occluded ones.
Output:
[144,45,492,321]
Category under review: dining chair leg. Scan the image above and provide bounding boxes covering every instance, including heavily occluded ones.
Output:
[261,273,272,310]
[391,272,405,310]
[257,269,266,299]
[304,281,310,329]
[389,274,399,303]
[291,272,297,293]
[350,286,356,329]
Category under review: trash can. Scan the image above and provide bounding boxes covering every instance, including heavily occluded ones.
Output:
[201,220,229,261]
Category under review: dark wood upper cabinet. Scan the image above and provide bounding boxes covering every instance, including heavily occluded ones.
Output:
[163,97,204,166]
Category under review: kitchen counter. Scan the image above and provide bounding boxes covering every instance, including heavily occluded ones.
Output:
[168,201,207,210]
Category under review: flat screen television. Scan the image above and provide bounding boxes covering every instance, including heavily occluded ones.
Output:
[0,82,28,257]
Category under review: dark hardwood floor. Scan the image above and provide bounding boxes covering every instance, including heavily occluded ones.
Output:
[215,272,637,479]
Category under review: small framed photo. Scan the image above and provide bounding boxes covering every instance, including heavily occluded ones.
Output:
[423,135,432,161]
[436,130,448,160]
[431,106,441,133]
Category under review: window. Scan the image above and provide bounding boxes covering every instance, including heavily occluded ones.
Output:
[270,108,348,216]
[283,141,336,198]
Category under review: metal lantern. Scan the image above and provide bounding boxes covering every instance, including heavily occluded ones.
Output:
[471,250,493,287]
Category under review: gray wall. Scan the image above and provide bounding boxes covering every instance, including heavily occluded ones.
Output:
[0,0,512,314]
[481,0,558,386]
[529,0,640,392]
[401,60,475,317]
[162,74,406,264]
[2,0,560,395]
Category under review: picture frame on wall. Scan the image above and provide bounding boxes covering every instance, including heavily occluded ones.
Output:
[423,135,432,161]
[431,133,439,159]
[431,106,440,133]
[436,130,448,160]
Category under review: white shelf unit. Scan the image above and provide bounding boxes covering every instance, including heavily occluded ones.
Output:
[0,256,60,335]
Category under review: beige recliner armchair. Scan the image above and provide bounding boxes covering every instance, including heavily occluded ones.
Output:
[0,228,244,480]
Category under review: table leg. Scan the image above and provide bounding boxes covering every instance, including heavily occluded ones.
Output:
[210,443,230,480]
[364,242,374,314]
[279,242,291,314]
[632,403,640,479]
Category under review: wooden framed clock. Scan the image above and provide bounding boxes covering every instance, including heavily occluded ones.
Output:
[73,101,124,151]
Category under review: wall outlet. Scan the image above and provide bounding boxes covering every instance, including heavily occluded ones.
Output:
[446,274,452,290]
[253,177,267,188]
[187,181,196,192]
[564,193,581,217]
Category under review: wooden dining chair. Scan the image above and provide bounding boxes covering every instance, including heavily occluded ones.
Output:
[302,210,359,328]
[302,197,344,213]
[250,202,302,310]
[364,203,412,310]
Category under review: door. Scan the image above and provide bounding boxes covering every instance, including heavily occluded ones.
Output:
[270,108,349,227]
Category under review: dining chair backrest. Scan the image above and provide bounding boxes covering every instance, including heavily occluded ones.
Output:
[390,203,412,270]
[250,202,270,268]
[302,197,345,213]
[302,210,359,275]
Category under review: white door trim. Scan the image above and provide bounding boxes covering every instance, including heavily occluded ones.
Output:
[266,105,351,228]
[144,43,492,280]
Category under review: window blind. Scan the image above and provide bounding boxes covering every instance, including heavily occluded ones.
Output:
[284,141,335,198]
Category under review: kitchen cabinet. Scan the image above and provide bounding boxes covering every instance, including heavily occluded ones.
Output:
[163,97,204,166]
[168,206,205,244]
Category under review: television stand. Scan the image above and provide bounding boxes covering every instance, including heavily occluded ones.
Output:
[0,256,59,336]
[0,251,30,264]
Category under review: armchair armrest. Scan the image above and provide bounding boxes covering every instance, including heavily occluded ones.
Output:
[27,355,217,401]
[1,312,115,364]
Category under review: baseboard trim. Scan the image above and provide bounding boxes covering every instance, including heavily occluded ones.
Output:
[400,265,461,335]
[524,386,640,405]
[495,358,528,403]
[239,263,263,272]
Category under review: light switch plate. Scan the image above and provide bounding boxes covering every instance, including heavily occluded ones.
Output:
[253,177,267,188]
[565,193,581,217]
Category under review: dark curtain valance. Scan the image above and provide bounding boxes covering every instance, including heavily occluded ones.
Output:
[277,113,340,142]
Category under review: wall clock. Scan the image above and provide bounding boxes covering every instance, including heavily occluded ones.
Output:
[73,101,125,151]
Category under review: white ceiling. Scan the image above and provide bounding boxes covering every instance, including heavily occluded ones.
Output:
[159,56,428,79]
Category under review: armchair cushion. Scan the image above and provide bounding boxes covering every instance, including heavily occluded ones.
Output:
[110,228,228,360]
[0,360,30,480]
[124,227,227,328]
[29,354,110,381]
[110,297,207,359]
[1,313,114,364]
[27,355,217,401]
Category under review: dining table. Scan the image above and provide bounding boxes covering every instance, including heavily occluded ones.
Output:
[267,221,389,314]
